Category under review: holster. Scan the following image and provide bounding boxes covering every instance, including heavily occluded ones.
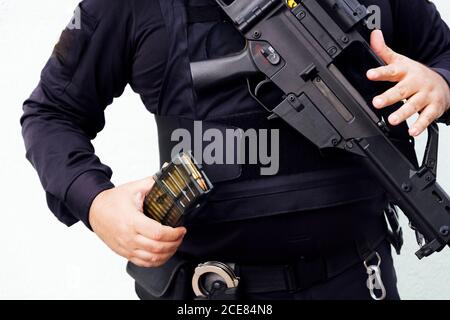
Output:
[127,256,194,300]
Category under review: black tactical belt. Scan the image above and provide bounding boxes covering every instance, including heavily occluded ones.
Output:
[235,234,387,294]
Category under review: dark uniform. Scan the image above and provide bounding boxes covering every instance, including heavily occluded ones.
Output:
[21,0,450,300]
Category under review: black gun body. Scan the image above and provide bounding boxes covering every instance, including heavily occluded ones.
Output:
[191,0,450,258]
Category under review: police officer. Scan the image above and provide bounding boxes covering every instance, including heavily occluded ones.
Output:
[21,0,450,300]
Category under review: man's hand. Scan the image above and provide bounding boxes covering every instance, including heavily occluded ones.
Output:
[367,30,450,136]
[89,177,187,268]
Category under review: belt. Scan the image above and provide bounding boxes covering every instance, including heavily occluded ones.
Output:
[130,214,390,299]
[235,235,387,294]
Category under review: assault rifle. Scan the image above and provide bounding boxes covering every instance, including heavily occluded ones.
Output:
[190,0,450,259]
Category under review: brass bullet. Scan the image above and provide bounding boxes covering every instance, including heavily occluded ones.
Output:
[174,165,196,197]
[147,196,166,218]
[182,154,208,191]
[164,174,181,194]
[169,172,191,202]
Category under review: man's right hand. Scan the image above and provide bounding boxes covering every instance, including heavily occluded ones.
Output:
[88,177,187,268]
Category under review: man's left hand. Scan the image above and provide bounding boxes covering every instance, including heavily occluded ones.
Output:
[367,30,450,136]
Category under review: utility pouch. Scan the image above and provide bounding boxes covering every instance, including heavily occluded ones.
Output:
[127,255,194,300]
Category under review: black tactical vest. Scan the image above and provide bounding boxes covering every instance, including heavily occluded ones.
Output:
[154,0,414,226]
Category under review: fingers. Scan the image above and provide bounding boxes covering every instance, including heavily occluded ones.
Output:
[119,215,186,268]
[128,255,174,268]
[129,257,154,268]
[130,250,175,268]
[370,30,397,64]
[367,30,413,110]
[410,105,442,137]
[387,93,427,126]
[129,176,155,194]
[133,234,183,254]
[372,81,417,109]
[134,192,145,211]
[134,214,187,242]
[124,218,186,268]
[367,65,406,82]
[366,32,450,134]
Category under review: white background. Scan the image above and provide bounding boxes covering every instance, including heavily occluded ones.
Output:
[1,0,450,300]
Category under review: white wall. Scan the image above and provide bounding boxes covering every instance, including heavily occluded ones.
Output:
[0,0,449,300]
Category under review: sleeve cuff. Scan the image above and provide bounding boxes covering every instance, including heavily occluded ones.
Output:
[432,68,450,125]
[65,170,115,230]
[433,68,450,87]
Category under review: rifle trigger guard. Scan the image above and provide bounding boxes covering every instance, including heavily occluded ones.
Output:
[254,78,273,97]
[246,78,278,116]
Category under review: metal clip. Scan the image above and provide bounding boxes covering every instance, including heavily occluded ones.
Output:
[364,252,387,301]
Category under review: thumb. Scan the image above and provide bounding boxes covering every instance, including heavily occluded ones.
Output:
[131,176,155,194]
[370,29,396,64]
